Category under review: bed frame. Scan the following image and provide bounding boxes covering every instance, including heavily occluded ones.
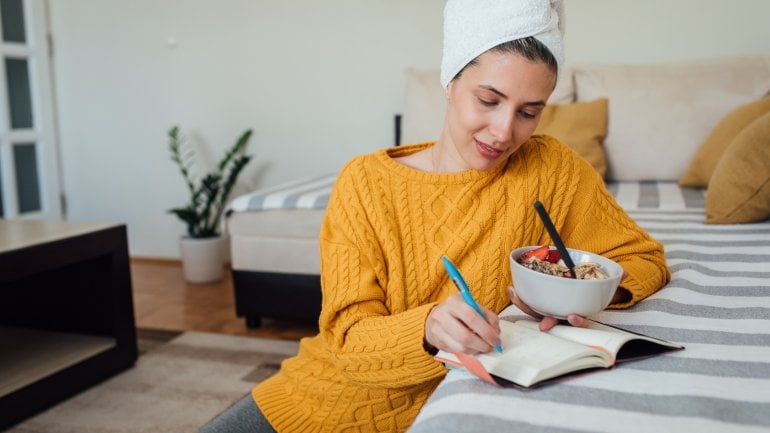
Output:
[227,115,403,328]
[232,270,321,327]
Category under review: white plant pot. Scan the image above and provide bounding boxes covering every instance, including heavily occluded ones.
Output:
[179,236,226,283]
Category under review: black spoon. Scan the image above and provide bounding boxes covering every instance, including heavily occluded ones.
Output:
[533,200,577,278]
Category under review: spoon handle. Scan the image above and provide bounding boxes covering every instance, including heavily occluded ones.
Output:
[533,200,577,278]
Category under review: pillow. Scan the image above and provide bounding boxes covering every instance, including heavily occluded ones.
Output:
[705,111,770,224]
[573,56,770,181]
[534,98,609,178]
[401,68,447,145]
[679,96,770,187]
[400,67,576,145]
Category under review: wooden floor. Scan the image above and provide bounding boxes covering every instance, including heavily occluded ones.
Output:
[130,258,318,341]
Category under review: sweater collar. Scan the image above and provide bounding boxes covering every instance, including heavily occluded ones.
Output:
[376,142,508,184]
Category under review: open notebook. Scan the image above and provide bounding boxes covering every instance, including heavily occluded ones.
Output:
[436,318,683,388]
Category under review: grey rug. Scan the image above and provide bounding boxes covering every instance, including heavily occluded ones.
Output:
[6,330,300,433]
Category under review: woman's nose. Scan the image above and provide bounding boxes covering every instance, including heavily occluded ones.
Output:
[489,113,515,142]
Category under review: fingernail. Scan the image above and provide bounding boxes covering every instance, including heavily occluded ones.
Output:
[494,338,502,347]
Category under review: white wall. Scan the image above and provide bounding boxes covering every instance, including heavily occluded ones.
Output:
[563,0,770,64]
[48,0,770,258]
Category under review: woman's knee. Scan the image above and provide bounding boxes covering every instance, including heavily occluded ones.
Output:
[199,395,276,433]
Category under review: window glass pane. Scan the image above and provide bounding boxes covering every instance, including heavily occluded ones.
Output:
[0,0,26,43]
[13,142,41,213]
[5,57,33,128]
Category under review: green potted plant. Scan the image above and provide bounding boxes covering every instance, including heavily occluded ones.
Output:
[167,125,253,283]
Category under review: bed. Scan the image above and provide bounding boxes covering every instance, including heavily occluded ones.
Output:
[225,177,770,431]
[225,174,335,326]
[407,181,770,433]
[224,57,770,331]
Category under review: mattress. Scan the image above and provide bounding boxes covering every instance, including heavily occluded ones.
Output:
[226,174,335,275]
[407,184,770,433]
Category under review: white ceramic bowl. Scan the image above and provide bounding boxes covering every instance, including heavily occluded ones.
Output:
[509,246,623,318]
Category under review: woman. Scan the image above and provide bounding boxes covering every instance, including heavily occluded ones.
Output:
[201,1,669,432]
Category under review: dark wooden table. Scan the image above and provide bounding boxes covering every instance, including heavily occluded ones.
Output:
[0,220,137,430]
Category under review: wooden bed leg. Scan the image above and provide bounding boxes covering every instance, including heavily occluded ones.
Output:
[245,316,262,328]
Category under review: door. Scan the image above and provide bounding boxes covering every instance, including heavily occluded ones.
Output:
[0,0,61,219]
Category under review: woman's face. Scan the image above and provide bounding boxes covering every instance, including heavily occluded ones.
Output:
[440,50,557,172]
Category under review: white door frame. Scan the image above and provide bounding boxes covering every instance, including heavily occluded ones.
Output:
[0,0,61,219]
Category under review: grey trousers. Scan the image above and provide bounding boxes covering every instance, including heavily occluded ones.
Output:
[199,394,277,433]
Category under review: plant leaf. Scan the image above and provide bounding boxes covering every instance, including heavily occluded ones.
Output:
[167,126,253,238]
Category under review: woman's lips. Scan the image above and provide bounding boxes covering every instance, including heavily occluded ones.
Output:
[475,139,504,159]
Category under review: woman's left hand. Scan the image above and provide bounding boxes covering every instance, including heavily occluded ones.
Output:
[507,285,588,331]
[507,270,629,331]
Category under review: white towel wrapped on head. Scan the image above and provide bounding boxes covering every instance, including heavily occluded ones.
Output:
[440,0,564,87]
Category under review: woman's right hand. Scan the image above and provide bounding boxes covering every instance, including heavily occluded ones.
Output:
[424,294,501,355]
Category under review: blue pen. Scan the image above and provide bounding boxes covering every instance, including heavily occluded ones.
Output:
[441,256,503,353]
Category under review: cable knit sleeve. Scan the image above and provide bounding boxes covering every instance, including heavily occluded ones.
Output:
[566,182,670,307]
[535,138,671,307]
[316,158,447,388]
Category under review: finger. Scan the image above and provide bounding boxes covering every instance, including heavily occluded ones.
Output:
[439,318,494,354]
[454,302,500,351]
[428,297,496,354]
[431,324,488,354]
[508,286,543,319]
[481,315,502,351]
[482,308,501,335]
[566,314,588,328]
[539,316,559,331]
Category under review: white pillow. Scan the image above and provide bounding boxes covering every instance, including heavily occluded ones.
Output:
[573,56,770,181]
[401,67,575,146]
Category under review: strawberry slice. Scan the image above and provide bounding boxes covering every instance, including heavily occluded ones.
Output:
[545,249,562,263]
[522,245,549,261]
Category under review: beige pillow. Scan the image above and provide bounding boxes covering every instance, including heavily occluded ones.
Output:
[573,56,770,181]
[534,98,609,178]
[401,69,446,145]
[400,67,576,145]
[705,111,770,224]
[680,97,770,187]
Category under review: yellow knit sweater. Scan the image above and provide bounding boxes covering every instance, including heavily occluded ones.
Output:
[252,136,670,433]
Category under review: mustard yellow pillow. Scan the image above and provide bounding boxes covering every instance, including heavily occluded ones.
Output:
[534,98,609,178]
[705,111,770,224]
[680,96,770,187]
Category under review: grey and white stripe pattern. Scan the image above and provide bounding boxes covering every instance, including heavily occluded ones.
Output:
[408,183,770,433]
[606,181,706,209]
[225,173,337,213]
[227,179,706,213]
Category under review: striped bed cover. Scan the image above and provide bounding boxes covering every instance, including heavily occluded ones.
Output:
[408,183,770,433]
[227,176,705,214]
[226,173,337,213]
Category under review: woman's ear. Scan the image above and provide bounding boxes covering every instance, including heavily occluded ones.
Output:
[444,81,453,101]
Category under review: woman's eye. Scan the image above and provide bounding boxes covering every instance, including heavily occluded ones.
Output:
[519,111,537,119]
[478,98,497,107]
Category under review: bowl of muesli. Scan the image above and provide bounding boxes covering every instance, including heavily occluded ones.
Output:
[509,245,623,319]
